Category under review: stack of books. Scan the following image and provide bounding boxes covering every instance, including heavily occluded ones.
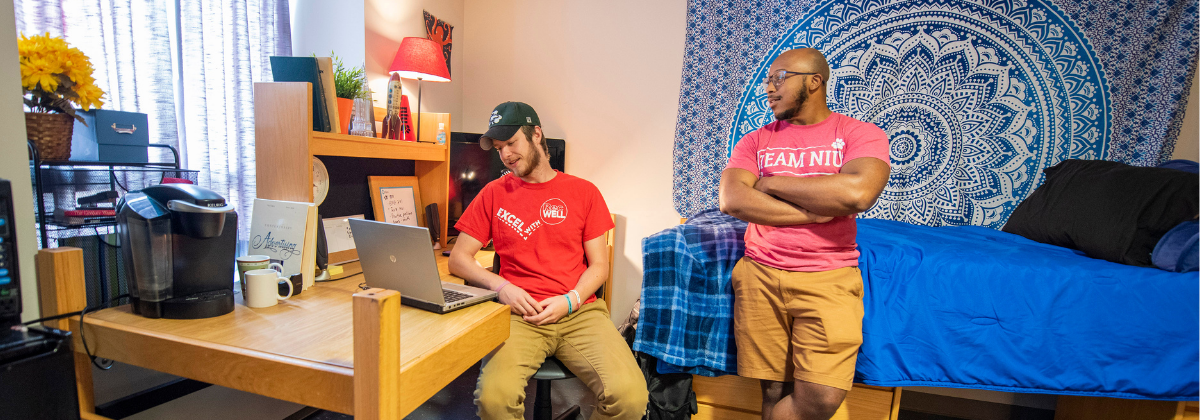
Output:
[270,56,338,134]
[55,191,119,226]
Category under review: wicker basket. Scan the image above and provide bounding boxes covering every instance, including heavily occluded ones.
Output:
[26,112,75,161]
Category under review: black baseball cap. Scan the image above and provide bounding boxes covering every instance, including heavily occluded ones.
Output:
[480,102,541,150]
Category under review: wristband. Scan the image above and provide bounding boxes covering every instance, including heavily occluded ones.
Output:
[565,294,573,315]
[493,281,511,293]
[570,290,582,307]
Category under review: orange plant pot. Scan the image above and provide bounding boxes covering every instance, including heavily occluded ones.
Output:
[337,97,354,134]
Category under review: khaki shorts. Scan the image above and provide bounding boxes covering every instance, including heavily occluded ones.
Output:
[732,257,864,391]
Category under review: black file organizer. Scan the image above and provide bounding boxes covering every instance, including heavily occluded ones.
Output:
[29,141,199,309]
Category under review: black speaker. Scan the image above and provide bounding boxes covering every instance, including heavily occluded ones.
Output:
[0,178,80,419]
[0,179,20,329]
[315,213,328,271]
[425,203,440,244]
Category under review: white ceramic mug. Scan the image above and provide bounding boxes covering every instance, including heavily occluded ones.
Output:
[236,255,283,296]
[243,268,294,308]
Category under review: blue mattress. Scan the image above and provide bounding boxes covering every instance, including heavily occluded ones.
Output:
[855,218,1199,400]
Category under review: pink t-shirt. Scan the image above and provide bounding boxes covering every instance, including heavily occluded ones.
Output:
[725,113,890,272]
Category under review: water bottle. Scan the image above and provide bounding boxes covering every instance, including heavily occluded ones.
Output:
[436,122,446,145]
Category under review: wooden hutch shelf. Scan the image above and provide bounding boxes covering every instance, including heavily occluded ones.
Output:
[310,131,447,162]
[253,82,451,247]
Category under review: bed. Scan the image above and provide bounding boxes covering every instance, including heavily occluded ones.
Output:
[855,217,1197,400]
[635,210,1198,405]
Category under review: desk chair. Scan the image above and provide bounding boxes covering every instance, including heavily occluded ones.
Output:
[488,219,615,420]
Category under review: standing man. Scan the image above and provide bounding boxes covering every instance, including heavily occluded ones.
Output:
[449,102,648,420]
[719,48,891,420]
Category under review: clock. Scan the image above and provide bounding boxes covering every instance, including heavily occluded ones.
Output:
[313,157,329,206]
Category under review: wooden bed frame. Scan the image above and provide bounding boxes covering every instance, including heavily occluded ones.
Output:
[674,218,1197,420]
[692,375,1196,420]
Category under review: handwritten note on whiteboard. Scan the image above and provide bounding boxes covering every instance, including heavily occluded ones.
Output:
[322,215,364,253]
[379,186,418,226]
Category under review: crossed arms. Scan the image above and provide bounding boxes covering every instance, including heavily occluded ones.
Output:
[718,157,891,226]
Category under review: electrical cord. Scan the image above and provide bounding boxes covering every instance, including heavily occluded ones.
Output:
[78,293,131,370]
[78,303,112,369]
[113,176,130,192]
[20,291,130,327]
[21,310,83,326]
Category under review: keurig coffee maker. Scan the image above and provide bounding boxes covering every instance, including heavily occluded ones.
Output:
[117,184,238,319]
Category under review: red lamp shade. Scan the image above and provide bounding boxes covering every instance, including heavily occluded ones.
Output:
[388,37,450,82]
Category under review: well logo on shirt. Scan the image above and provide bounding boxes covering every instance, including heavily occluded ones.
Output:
[540,198,568,225]
[495,198,570,240]
[758,139,846,176]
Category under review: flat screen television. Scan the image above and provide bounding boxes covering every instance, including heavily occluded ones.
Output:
[448,132,565,237]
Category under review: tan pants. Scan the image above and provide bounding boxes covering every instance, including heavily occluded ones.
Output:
[475,299,649,420]
[732,258,865,391]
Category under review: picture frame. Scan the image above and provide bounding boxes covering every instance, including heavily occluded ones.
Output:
[368,175,424,227]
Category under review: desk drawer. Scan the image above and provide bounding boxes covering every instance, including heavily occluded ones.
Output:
[692,375,899,420]
[1184,401,1198,420]
[693,375,761,412]
[695,403,759,420]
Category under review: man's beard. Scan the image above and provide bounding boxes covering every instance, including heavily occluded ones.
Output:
[774,87,810,121]
[514,139,543,178]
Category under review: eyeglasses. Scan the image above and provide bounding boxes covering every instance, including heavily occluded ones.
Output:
[761,69,818,90]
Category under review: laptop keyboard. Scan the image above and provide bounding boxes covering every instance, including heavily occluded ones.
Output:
[443,289,471,303]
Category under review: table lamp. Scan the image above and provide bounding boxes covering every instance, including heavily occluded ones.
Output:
[388,37,451,143]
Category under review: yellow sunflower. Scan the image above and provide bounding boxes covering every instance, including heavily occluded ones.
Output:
[18,32,105,118]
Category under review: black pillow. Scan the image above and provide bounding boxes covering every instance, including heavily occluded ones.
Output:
[1003,159,1199,266]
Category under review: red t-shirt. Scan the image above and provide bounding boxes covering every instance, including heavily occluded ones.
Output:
[725,113,890,272]
[455,171,613,303]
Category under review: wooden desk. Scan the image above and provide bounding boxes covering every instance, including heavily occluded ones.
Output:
[438,246,494,284]
[332,243,492,284]
[37,246,509,420]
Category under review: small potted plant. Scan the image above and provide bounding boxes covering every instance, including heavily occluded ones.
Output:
[331,53,368,134]
[18,33,105,160]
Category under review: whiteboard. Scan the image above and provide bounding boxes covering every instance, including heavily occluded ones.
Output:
[379,186,419,226]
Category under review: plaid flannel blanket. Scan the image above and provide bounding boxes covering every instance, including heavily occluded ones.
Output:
[633,209,746,376]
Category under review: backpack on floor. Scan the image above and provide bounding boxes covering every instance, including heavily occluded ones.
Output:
[636,352,698,420]
[620,298,698,420]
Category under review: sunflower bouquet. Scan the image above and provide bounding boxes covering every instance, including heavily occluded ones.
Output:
[18,33,104,123]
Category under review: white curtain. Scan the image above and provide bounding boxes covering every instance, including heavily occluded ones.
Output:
[14,0,291,240]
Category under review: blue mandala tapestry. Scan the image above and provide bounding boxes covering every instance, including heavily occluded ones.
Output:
[672,0,1199,227]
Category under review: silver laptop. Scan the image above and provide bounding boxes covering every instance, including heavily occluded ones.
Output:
[349,219,498,314]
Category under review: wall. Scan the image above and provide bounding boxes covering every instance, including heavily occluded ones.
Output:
[364,0,464,131]
[0,1,38,322]
[289,0,365,67]
[461,0,689,325]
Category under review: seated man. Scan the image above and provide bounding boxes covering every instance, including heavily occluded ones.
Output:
[449,102,649,420]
